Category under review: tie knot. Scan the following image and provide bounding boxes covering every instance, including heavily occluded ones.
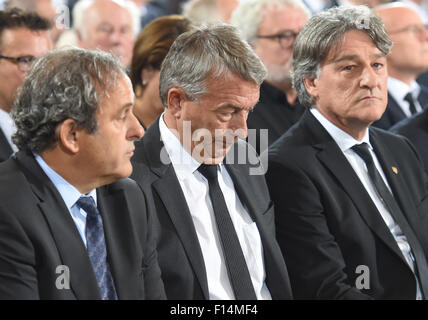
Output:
[351,142,373,165]
[404,92,415,104]
[198,164,219,181]
[76,196,99,218]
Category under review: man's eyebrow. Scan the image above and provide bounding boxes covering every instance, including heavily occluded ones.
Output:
[334,53,386,64]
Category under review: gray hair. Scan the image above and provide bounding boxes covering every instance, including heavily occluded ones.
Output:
[72,0,140,39]
[159,23,268,108]
[230,0,311,44]
[12,48,126,153]
[292,5,392,107]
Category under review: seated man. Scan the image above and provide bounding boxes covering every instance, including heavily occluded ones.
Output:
[0,8,51,162]
[372,4,428,129]
[266,6,428,299]
[0,48,164,300]
[131,24,292,300]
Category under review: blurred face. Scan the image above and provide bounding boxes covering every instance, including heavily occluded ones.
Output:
[305,30,388,139]
[80,0,134,67]
[378,7,428,83]
[78,76,144,184]
[176,73,259,164]
[253,4,307,85]
[0,28,51,112]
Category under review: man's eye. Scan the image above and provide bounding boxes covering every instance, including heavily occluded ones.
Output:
[343,65,355,71]
[373,63,383,69]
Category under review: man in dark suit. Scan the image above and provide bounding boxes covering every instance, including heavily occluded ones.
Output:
[390,108,428,175]
[266,6,428,299]
[372,4,428,129]
[231,0,310,154]
[131,24,292,300]
[0,8,51,162]
[0,48,165,300]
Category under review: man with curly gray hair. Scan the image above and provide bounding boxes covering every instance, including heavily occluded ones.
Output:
[0,48,166,300]
[266,5,428,299]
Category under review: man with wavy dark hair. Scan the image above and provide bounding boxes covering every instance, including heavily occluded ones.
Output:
[0,48,165,300]
[0,8,51,162]
[266,5,428,299]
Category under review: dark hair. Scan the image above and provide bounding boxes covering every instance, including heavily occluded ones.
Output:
[130,15,193,90]
[0,8,51,49]
[12,48,126,153]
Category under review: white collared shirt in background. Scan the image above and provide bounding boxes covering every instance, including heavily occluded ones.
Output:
[159,114,271,300]
[311,107,421,300]
[0,109,18,152]
[388,77,423,117]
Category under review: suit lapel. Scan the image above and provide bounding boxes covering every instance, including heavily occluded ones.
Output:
[0,128,13,162]
[369,129,418,225]
[97,184,140,299]
[143,121,209,299]
[303,113,408,264]
[15,152,100,299]
[418,85,428,109]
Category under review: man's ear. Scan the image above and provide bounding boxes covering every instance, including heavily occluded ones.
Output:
[167,88,187,119]
[57,119,81,154]
[304,77,319,101]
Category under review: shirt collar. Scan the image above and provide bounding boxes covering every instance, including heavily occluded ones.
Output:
[34,153,97,210]
[310,107,371,152]
[158,113,224,180]
[388,77,421,102]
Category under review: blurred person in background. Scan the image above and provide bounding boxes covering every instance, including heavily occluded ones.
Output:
[71,0,139,68]
[0,8,51,162]
[5,0,65,44]
[231,0,310,154]
[130,15,193,130]
[182,0,239,24]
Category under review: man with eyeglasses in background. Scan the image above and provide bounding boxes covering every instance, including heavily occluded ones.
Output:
[231,0,311,155]
[371,3,428,130]
[0,8,51,162]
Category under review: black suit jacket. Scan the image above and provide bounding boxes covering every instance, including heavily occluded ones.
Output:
[0,128,13,162]
[131,119,293,300]
[372,87,428,130]
[390,109,428,176]
[266,111,428,299]
[0,152,165,300]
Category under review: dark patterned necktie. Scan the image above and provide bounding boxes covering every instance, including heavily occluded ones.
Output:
[76,196,118,300]
[352,143,428,298]
[198,164,257,300]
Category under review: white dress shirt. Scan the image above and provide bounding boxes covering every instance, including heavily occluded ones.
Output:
[388,77,423,117]
[35,153,97,247]
[159,114,271,300]
[311,108,421,299]
[0,109,18,152]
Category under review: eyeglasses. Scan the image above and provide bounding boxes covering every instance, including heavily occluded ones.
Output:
[389,24,428,40]
[0,55,37,71]
[256,29,299,49]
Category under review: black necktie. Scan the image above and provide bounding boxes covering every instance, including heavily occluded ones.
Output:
[352,143,428,298]
[404,93,418,115]
[198,164,257,300]
[77,196,118,300]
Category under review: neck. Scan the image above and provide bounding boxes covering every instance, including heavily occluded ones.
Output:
[134,96,162,129]
[388,69,418,86]
[40,149,100,195]
[267,80,298,105]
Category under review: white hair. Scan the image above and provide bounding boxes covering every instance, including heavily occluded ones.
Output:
[230,0,311,44]
[72,0,140,39]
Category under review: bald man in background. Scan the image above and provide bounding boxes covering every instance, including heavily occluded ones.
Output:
[372,4,428,129]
